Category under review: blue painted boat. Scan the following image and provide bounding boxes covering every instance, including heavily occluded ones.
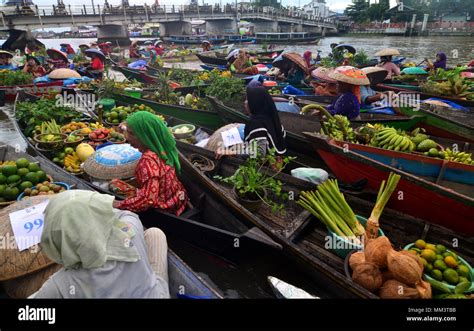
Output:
[344,142,474,188]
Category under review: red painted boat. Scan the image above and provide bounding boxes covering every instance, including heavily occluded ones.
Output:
[303,132,474,236]
[1,81,64,102]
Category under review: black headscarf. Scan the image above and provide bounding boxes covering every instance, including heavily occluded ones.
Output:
[244,86,287,155]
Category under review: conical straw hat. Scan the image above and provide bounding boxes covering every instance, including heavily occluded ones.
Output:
[374,48,400,57]
[49,68,81,79]
[328,66,370,86]
[311,67,337,83]
[282,52,309,73]
[0,196,54,282]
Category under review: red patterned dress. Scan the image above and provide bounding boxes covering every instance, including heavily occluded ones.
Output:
[115,150,188,215]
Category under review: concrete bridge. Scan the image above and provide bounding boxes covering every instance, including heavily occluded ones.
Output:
[0,3,345,43]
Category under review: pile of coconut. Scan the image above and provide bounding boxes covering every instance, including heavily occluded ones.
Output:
[349,236,432,299]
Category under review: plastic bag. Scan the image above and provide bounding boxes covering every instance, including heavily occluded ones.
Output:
[291,168,329,185]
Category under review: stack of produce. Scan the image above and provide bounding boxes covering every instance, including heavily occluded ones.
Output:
[315,106,357,143]
[406,240,472,299]
[104,104,154,124]
[420,76,473,100]
[0,70,33,86]
[61,122,90,135]
[298,179,365,242]
[21,182,67,199]
[369,127,415,152]
[63,151,82,174]
[52,147,74,166]
[89,128,110,141]
[349,237,432,299]
[442,148,473,165]
[0,158,49,202]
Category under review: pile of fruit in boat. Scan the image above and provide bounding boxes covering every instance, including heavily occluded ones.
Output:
[0,158,50,202]
[61,122,90,135]
[104,104,154,124]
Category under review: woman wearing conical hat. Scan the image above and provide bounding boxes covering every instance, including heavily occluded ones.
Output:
[324,66,370,120]
[375,48,401,81]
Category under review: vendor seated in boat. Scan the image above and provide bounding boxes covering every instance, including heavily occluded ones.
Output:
[375,48,400,82]
[322,66,370,120]
[426,52,447,71]
[129,40,141,59]
[154,40,165,56]
[360,67,388,106]
[311,67,338,97]
[112,111,188,215]
[98,42,113,56]
[30,190,170,298]
[22,55,46,78]
[201,40,212,52]
[303,51,318,72]
[213,82,287,158]
[60,43,76,60]
[230,49,259,75]
[46,49,69,70]
[85,51,105,80]
[0,50,17,70]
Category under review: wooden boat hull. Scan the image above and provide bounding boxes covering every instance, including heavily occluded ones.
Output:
[208,96,426,157]
[178,142,474,298]
[113,93,225,130]
[0,81,63,103]
[377,83,474,107]
[304,132,474,236]
[112,65,158,84]
[394,104,474,143]
[255,37,319,44]
[343,142,474,187]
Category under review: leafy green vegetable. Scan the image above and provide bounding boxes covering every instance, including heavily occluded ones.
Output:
[205,76,245,103]
[0,70,33,86]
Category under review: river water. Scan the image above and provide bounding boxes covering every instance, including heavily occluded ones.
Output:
[1,35,473,297]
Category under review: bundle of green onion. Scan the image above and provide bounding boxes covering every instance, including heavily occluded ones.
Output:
[298,179,365,240]
[365,172,401,239]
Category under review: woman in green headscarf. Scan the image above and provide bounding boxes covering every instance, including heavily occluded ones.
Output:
[113,111,188,215]
[31,190,170,298]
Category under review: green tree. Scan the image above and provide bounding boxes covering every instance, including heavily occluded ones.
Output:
[345,0,370,23]
[253,0,282,9]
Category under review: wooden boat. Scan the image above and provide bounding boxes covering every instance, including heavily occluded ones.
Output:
[112,65,159,84]
[394,103,474,143]
[196,53,273,67]
[376,83,474,107]
[207,95,426,157]
[303,132,474,236]
[255,32,319,44]
[164,35,209,45]
[178,141,474,297]
[0,81,63,103]
[113,93,225,130]
[340,138,474,188]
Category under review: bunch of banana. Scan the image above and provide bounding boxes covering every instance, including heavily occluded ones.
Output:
[421,78,470,97]
[64,152,82,173]
[371,127,415,152]
[443,148,473,165]
[90,122,105,130]
[322,115,357,143]
[0,160,16,167]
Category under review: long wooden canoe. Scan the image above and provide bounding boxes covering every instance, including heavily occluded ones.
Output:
[304,132,474,236]
[394,103,474,143]
[0,81,64,103]
[207,95,425,157]
[113,93,225,130]
[376,83,474,107]
[178,141,474,298]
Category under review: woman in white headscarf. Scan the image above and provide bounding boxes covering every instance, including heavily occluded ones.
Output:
[30,190,169,298]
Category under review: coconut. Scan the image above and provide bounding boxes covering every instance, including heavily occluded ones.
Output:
[364,236,392,268]
[349,251,366,270]
[416,280,432,299]
[387,249,423,286]
[351,262,383,292]
[379,279,421,299]
[400,250,424,272]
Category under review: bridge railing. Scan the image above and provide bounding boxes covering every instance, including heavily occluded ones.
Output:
[11,3,343,27]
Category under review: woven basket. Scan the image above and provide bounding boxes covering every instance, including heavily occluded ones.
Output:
[49,68,81,79]
[0,196,54,282]
[83,144,141,180]
[2,263,62,298]
[205,123,243,152]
